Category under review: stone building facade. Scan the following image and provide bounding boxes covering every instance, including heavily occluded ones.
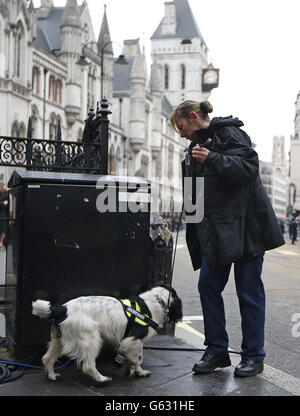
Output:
[0,0,213,214]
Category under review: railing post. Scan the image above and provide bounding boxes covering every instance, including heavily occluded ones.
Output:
[98,97,111,175]
[55,120,62,170]
[26,117,33,170]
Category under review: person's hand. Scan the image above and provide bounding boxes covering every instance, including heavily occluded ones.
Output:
[3,201,8,206]
[192,144,210,163]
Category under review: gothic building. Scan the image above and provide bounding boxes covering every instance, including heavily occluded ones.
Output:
[289,91,300,215]
[0,0,213,214]
[259,135,288,220]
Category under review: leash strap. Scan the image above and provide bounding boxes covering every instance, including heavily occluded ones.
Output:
[166,201,184,310]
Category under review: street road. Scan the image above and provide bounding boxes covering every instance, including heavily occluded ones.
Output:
[172,230,300,385]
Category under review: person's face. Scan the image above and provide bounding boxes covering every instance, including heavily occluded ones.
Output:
[176,112,209,140]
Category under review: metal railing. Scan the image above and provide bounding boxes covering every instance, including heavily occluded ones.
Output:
[0,98,111,175]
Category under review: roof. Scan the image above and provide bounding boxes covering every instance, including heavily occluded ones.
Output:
[151,0,207,45]
[34,7,64,53]
[162,95,174,117]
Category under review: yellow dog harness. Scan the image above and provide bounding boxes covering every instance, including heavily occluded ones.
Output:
[119,297,159,338]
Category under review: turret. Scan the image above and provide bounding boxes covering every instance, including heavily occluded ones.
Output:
[36,0,53,19]
[128,40,147,153]
[60,0,82,126]
[150,61,163,160]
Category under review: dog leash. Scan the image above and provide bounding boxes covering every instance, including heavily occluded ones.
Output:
[165,202,184,315]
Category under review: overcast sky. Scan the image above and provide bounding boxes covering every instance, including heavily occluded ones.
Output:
[33,0,300,162]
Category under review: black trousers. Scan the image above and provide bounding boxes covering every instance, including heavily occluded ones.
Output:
[198,255,265,362]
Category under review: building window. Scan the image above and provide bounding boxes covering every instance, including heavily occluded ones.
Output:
[181,65,186,89]
[14,23,24,78]
[48,75,54,100]
[56,80,63,105]
[168,143,174,179]
[32,67,41,95]
[164,65,169,89]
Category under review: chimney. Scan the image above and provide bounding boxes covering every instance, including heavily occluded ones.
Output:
[161,2,177,35]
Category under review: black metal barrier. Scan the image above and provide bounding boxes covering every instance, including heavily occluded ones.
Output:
[1,100,176,358]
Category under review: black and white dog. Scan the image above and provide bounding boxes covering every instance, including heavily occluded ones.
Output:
[32,284,182,385]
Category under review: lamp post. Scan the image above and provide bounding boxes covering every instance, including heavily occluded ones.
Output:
[42,67,49,138]
[76,40,127,100]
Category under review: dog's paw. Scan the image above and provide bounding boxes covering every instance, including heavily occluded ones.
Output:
[47,372,62,382]
[136,369,151,378]
[126,367,151,378]
[93,376,112,387]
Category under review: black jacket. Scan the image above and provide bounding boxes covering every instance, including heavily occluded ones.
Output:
[183,116,285,270]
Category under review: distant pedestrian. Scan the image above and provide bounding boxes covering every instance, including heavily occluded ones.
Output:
[170,100,285,378]
[290,219,298,245]
[279,220,285,235]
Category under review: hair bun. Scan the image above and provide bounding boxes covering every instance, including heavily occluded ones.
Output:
[200,101,213,115]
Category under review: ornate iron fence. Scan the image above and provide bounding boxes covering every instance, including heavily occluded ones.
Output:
[0,98,111,175]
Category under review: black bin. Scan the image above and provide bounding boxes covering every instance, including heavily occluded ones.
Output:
[5,170,151,356]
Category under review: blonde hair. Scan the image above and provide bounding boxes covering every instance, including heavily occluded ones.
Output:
[170,100,213,132]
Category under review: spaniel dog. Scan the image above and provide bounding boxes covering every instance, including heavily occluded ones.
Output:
[32,284,182,385]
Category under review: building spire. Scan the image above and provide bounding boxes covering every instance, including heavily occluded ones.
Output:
[37,0,53,19]
[98,4,113,55]
[61,0,81,28]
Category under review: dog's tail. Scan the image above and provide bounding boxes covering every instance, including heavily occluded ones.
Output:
[32,300,67,322]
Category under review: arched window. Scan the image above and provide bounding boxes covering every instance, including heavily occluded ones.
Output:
[181,65,186,90]
[32,67,41,95]
[19,123,26,138]
[116,146,122,174]
[14,22,24,79]
[48,75,55,100]
[57,80,63,105]
[11,121,19,137]
[164,65,169,90]
[11,121,26,138]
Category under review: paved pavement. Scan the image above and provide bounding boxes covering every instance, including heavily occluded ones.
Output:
[1,240,300,399]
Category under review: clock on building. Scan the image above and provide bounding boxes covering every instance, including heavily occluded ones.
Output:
[202,68,219,92]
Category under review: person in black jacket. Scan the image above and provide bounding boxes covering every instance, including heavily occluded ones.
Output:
[290,219,298,244]
[0,183,9,248]
[170,100,285,377]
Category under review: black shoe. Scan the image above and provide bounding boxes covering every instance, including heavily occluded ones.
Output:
[192,352,231,374]
[234,358,264,377]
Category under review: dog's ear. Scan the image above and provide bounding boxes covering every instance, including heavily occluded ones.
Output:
[168,295,183,323]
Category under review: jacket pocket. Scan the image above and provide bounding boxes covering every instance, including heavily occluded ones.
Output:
[198,215,246,265]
